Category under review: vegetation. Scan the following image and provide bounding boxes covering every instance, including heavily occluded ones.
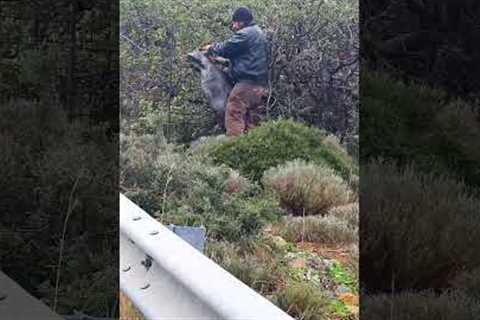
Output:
[0,101,117,316]
[362,1,480,98]
[119,0,359,319]
[361,64,480,317]
[208,120,357,181]
[263,159,353,216]
[361,160,480,291]
[362,72,480,187]
[362,291,480,320]
[273,282,331,320]
[120,0,358,147]
[120,121,359,319]
[277,215,357,245]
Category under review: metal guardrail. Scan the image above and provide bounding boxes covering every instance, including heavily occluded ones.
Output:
[120,193,294,320]
[0,270,64,320]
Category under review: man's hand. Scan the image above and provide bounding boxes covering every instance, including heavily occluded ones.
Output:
[200,44,212,52]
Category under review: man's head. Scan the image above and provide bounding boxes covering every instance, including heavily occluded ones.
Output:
[231,7,253,32]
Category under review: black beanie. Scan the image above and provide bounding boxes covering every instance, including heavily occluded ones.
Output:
[232,7,253,23]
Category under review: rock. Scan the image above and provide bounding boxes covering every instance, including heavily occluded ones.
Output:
[323,259,335,270]
[335,285,352,295]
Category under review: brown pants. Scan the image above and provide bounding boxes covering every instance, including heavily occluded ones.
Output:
[225,82,267,136]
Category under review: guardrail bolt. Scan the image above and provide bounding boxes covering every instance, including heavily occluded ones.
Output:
[140,284,150,290]
[122,266,131,272]
[0,293,7,301]
[133,216,141,221]
[141,255,153,271]
[149,230,159,235]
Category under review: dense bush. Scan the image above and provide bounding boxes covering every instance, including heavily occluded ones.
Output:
[209,120,357,181]
[120,0,358,144]
[361,160,480,292]
[361,71,480,187]
[362,291,480,320]
[263,159,352,216]
[362,1,480,98]
[120,132,284,241]
[0,100,117,316]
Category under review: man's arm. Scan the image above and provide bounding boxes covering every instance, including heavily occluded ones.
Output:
[208,31,248,59]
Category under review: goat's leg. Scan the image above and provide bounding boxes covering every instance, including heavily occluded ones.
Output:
[215,110,226,132]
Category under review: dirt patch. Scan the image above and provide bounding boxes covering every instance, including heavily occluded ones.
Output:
[296,242,351,266]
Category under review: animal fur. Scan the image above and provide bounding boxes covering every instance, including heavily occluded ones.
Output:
[187,51,233,130]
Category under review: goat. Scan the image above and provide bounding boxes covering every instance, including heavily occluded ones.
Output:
[187,51,233,130]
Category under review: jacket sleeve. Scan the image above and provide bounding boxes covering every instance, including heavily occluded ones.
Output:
[209,31,248,59]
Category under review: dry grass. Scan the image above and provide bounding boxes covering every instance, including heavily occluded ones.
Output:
[119,292,144,320]
[205,240,284,295]
[224,169,255,195]
[263,159,352,216]
[328,203,359,228]
[362,290,480,320]
[277,215,357,245]
[273,282,331,320]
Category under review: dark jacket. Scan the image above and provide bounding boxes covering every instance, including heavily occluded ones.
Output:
[209,22,269,85]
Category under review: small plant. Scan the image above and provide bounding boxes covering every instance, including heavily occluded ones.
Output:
[277,215,357,245]
[329,262,357,294]
[205,240,283,295]
[263,159,352,216]
[223,169,256,196]
[329,300,350,318]
[273,282,330,320]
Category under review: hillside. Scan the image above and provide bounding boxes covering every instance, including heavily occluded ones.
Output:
[120,120,359,319]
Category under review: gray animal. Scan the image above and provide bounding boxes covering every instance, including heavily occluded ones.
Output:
[187,51,233,130]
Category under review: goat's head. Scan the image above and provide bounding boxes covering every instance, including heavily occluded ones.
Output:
[187,51,211,72]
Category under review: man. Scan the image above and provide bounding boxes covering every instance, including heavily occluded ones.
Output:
[202,7,269,136]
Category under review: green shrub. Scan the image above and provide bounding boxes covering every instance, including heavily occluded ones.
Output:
[263,159,352,215]
[210,120,357,182]
[361,71,480,187]
[362,291,480,320]
[162,194,283,242]
[273,282,330,320]
[121,132,284,241]
[361,160,480,292]
[277,215,357,245]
